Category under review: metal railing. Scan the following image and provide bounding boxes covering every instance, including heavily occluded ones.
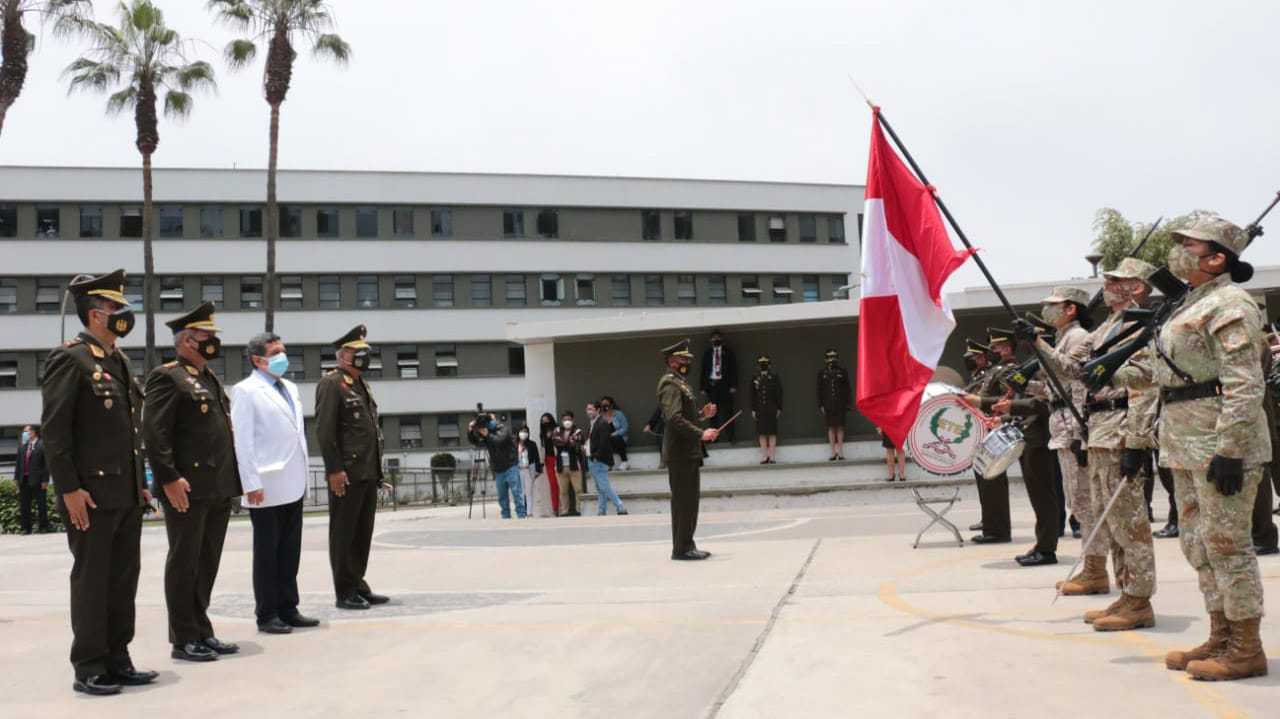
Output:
[304,467,477,510]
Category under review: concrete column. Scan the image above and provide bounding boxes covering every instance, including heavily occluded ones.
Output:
[522,341,558,426]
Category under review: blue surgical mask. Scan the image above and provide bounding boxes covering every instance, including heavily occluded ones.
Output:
[265,353,290,377]
[21,431,30,443]
[487,419,498,430]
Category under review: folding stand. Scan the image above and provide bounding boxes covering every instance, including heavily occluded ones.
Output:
[911,486,963,548]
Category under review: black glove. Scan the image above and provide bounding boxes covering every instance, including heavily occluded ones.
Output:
[1069,439,1088,467]
[1119,448,1146,480]
[1012,317,1038,340]
[1207,455,1244,496]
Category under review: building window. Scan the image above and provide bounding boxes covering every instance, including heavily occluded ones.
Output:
[772,276,793,304]
[575,274,595,305]
[641,209,661,240]
[536,208,558,238]
[831,273,851,298]
[393,207,414,237]
[674,211,693,240]
[320,347,338,374]
[397,345,420,379]
[802,275,820,303]
[436,413,460,448]
[0,205,16,237]
[279,275,303,310]
[471,275,492,307]
[508,345,525,375]
[676,274,696,305]
[539,274,564,305]
[737,213,756,242]
[202,276,223,307]
[124,275,143,307]
[156,205,183,238]
[120,207,142,238]
[160,276,184,311]
[285,346,305,381]
[611,274,631,305]
[357,275,378,308]
[503,209,525,238]
[708,275,727,305]
[240,275,264,309]
[363,347,383,379]
[0,352,18,388]
[0,278,16,313]
[741,275,761,305]
[207,354,226,378]
[434,345,458,377]
[36,278,62,313]
[36,206,60,237]
[504,275,527,306]
[400,417,423,449]
[644,274,664,306]
[316,207,339,237]
[356,207,378,238]
[431,207,452,237]
[799,214,817,243]
[395,275,417,308]
[768,214,786,242]
[240,206,263,237]
[432,275,453,308]
[318,275,341,309]
[80,206,104,238]
[278,205,302,238]
[199,206,223,238]
[829,214,846,243]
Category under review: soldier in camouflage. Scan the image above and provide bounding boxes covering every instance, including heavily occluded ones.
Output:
[1156,217,1268,681]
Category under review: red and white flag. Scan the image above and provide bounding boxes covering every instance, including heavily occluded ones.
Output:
[856,109,974,449]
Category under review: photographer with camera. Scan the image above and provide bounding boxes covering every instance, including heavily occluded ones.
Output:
[467,411,526,519]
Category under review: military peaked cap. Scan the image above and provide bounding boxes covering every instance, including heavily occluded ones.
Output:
[165,301,220,334]
[334,324,371,350]
[68,268,130,306]
[963,338,991,357]
[824,348,839,359]
[987,327,1016,346]
[661,338,693,357]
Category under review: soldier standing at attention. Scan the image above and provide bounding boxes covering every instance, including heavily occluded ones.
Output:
[1156,218,1269,681]
[659,339,720,560]
[961,328,1019,544]
[144,302,242,662]
[316,325,390,611]
[816,349,852,461]
[751,354,782,464]
[41,269,155,696]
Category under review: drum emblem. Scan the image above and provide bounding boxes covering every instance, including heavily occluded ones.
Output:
[908,393,987,476]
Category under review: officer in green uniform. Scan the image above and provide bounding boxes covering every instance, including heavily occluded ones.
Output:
[315,324,389,610]
[962,339,993,394]
[816,349,852,460]
[143,301,242,663]
[658,339,720,560]
[751,354,782,464]
[41,269,155,696]
[961,328,1018,543]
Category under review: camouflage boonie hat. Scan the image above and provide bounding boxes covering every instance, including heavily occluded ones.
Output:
[1040,285,1091,305]
[1172,217,1248,256]
[1103,257,1158,283]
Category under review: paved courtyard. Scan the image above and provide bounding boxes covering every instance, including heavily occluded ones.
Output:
[1,486,1277,719]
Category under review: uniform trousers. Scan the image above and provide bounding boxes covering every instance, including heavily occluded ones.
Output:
[1021,445,1058,553]
[58,503,143,680]
[1251,466,1278,551]
[1090,449,1155,598]
[975,469,1011,539]
[1158,466,1178,526]
[18,483,50,533]
[329,479,378,600]
[1073,449,1108,558]
[249,499,303,623]
[160,495,232,644]
[667,460,702,555]
[705,381,735,443]
[1173,467,1265,620]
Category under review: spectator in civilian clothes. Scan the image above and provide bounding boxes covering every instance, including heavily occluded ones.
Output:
[467,413,526,519]
[552,410,586,516]
[515,424,548,517]
[587,401,628,516]
[700,329,738,443]
[643,406,665,468]
[14,424,49,534]
[601,395,630,470]
[538,413,560,516]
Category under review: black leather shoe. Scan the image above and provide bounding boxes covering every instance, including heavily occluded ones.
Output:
[1256,545,1279,556]
[172,642,218,662]
[73,675,122,696]
[203,637,239,655]
[257,617,293,635]
[1153,524,1179,539]
[358,592,390,605]
[1016,551,1058,566]
[108,666,158,685]
[336,594,371,610]
[282,613,320,628]
[671,549,711,560]
[969,522,984,532]
[971,534,1011,544]
[1072,529,1082,539]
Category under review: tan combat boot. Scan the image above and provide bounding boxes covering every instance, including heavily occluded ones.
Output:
[1083,595,1128,624]
[1058,555,1111,595]
[1166,611,1229,670]
[1187,617,1268,681]
[1092,595,1154,631]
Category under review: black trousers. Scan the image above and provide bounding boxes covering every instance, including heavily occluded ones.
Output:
[57,503,143,680]
[1052,457,1066,532]
[613,436,629,462]
[18,482,49,533]
[249,499,303,623]
[668,460,702,555]
[705,381,736,443]
[1157,466,1178,526]
[329,479,377,600]
[1020,445,1059,553]
[975,470,1011,539]
[1253,467,1278,551]
[161,496,232,645]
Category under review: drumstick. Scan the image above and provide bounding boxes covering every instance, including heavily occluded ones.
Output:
[716,410,743,432]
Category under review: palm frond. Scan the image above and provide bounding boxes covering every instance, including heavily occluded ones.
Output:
[311,32,349,64]
[224,38,256,68]
[174,60,215,91]
[163,89,192,118]
[105,85,136,114]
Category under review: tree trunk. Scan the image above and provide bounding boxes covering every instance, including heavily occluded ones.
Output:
[264,101,281,333]
[142,150,157,372]
[0,102,8,137]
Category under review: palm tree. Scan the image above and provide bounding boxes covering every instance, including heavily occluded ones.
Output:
[63,0,214,370]
[0,0,92,138]
[207,0,350,332]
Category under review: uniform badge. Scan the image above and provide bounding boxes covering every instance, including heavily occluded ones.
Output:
[354,411,360,419]
[185,366,199,376]
[200,404,209,414]
[102,372,112,381]
[93,371,102,381]
[104,399,113,409]
[89,344,105,359]
[343,374,354,385]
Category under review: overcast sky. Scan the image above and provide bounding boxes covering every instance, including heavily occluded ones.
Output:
[3,0,1278,291]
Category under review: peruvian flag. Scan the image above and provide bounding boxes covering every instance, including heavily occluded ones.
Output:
[856,108,974,449]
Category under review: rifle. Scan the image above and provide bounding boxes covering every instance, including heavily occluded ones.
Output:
[1245,191,1280,242]
[1079,267,1190,392]
[1084,216,1163,319]
[998,314,1055,394]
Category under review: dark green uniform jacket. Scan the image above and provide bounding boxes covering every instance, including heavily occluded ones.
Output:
[658,369,705,462]
[143,357,241,500]
[315,368,384,481]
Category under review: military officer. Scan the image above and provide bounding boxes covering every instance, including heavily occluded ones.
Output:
[816,349,852,461]
[962,338,993,393]
[41,269,155,696]
[144,301,242,662]
[961,328,1019,544]
[658,339,720,560]
[316,324,390,610]
[1155,218,1268,681]
[751,354,782,464]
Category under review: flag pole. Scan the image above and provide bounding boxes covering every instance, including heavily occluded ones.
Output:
[871,107,1089,437]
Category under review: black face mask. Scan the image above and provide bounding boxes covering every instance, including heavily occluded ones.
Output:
[196,335,222,360]
[99,307,135,338]
[351,350,370,370]
[711,339,722,347]
[759,363,770,371]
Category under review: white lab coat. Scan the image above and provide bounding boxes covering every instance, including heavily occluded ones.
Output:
[231,370,310,508]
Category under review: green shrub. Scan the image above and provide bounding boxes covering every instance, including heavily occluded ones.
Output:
[0,480,65,534]
[430,452,457,469]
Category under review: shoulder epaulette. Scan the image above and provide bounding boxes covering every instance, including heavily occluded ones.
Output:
[162,361,179,368]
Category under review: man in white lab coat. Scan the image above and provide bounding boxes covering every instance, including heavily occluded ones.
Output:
[231,332,317,635]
